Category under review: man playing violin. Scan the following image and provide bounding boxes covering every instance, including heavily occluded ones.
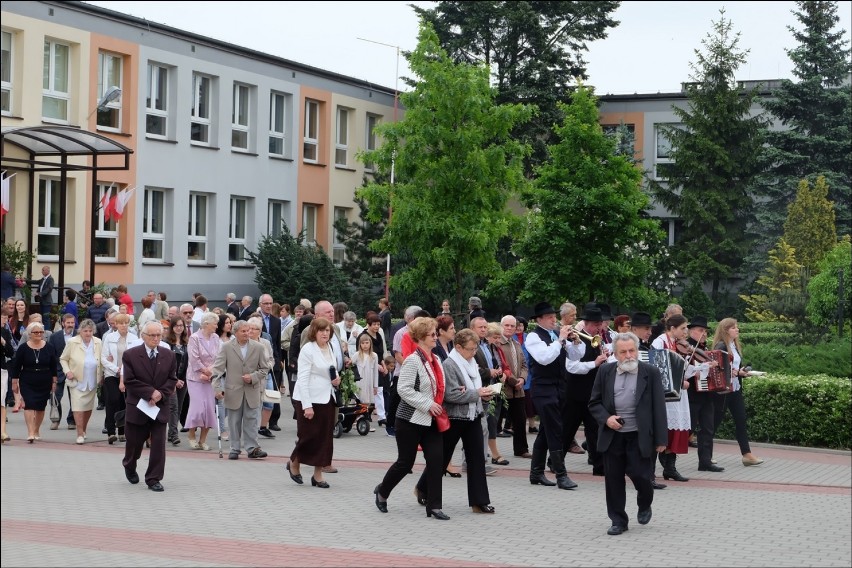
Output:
[685,316,725,473]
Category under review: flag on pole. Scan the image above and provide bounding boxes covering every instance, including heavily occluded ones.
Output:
[0,171,14,228]
[112,186,135,221]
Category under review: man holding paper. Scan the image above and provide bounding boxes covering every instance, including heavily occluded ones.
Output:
[121,321,177,492]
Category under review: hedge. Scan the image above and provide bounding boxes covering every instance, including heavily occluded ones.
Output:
[715,374,851,450]
[744,338,851,378]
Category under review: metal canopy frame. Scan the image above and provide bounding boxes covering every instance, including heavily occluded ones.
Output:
[1,125,133,301]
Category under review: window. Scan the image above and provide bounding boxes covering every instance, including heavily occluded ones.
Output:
[95,183,119,260]
[231,83,250,150]
[42,39,70,122]
[229,197,248,263]
[303,100,319,162]
[1,30,12,114]
[365,114,380,171]
[142,188,166,260]
[302,204,317,245]
[602,123,636,160]
[269,91,288,156]
[268,200,290,237]
[97,52,123,130]
[191,73,212,144]
[332,207,348,266]
[146,63,169,137]
[335,107,350,166]
[187,193,208,262]
[654,123,681,179]
[37,178,61,258]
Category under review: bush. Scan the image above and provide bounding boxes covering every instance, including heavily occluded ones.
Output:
[744,338,851,378]
[715,374,851,449]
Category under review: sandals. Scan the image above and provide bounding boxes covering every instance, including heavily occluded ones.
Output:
[491,457,510,466]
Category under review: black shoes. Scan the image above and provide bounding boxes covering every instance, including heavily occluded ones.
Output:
[651,479,667,490]
[169,436,180,446]
[108,434,118,445]
[228,450,239,460]
[311,477,330,488]
[556,475,578,490]
[530,473,557,487]
[374,485,388,513]
[638,507,652,525]
[148,482,164,492]
[607,525,628,536]
[471,504,495,514]
[443,469,462,478]
[269,424,281,431]
[97,403,105,410]
[248,447,267,459]
[491,457,510,466]
[698,463,725,472]
[378,419,387,427]
[286,461,303,484]
[496,431,512,438]
[528,426,539,433]
[426,509,450,520]
[414,487,427,506]
[258,427,275,438]
[125,469,139,484]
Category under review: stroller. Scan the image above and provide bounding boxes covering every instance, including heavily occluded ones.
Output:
[333,392,374,438]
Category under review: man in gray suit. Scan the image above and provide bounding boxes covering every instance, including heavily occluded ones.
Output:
[30,265,55,322]
[589,332,667,536]
[211,320,272,460]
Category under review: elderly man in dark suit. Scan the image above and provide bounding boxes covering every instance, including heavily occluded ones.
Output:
[121,320,177,492]
[589,331,667,536]
[48,313,77,430]
[29,265,55,322]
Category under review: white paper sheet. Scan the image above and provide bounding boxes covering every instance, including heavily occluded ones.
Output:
[136,398,160,420]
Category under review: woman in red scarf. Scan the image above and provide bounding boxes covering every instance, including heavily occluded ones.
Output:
[374,317,449,519]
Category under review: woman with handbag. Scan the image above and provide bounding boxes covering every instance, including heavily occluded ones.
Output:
[373,317,450,520]
[60,319,103,445]
[288,317,340,488]
[10,321,59,442]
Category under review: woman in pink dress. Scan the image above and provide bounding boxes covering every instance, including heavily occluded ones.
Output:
[185,312,221,450]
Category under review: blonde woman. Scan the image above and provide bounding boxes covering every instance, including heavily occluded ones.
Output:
[10,322,59,442]
[101,313,137,443]
[60,319,103,444]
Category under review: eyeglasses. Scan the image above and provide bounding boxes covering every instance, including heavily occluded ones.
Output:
[30,331,45,335]
[143,333,162,338]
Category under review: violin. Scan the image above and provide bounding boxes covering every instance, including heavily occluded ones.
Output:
[675,339,712,363]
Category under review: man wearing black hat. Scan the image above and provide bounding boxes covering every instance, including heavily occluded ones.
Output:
[525,302,583,490]
[685,316,722,471]
[563,306,610,476]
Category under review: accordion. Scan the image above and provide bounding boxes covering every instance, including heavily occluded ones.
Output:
[641,349,683,402]
[695,349,732,393]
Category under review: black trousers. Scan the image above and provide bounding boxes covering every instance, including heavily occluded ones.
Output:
[378,418,443,511]
[603,431,654,528]
[689,390,721,466]
[417,416,489,507]
[103,376,126,436]
[270,367,283,426]
[123,417,167,487]
[506,397,528,455]
[531,386,562,452]
[714,389,752,455]
[385,377,400,427]
[562,397,602,471]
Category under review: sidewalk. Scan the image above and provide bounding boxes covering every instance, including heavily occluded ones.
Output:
[2,404,850,567]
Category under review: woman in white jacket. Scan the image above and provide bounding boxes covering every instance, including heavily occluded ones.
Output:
[100,313,137,443]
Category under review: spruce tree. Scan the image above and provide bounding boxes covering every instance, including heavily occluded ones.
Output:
[783,175,837,272]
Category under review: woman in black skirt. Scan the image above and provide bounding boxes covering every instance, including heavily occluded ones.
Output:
[10,322,59,442]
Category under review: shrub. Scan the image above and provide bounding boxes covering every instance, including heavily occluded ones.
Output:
[715,374,851,449]
[744,338,851,378]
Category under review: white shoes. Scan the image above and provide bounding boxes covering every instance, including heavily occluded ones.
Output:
[75,436,85,445]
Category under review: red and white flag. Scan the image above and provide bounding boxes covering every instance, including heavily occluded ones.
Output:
[0,171,14,228]
[100,182,115,222]
[112,186,135,221]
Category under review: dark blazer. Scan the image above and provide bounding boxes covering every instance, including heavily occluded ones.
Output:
[31,274,55,306]
[236,304,254,321]
[589,361,668,458]
[122,345,178,426]
[226,301,241,317]
[260,312,282,368]
[48,329,75,381]
[473,342,497,385]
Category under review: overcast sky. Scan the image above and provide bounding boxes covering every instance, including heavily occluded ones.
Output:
[85,1,851,95]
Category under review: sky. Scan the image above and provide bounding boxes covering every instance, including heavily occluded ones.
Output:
[85,1,852,95]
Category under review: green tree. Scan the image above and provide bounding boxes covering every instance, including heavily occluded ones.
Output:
[358,23,534,312]
[756,1,852,245]
[680,277,716,320]
[413,1,620,171]
[783,175,837,271]
[490,85,665,308]
[740,238,805,322]
[650,11,768,301]
[1,241,36,300]
[807,235,852,329]
[245,225,349,307]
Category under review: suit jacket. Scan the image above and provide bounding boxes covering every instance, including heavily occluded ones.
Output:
[588,361,668,458]
[226,302,241,317]
[473,342,496,385]
[236,304,254,321]
[497,335,527,399]
[59,335,104,386]
[122,345,178,425]
[48,330,75,381]
[211,338,270,410]
[260,312,282,367]
[293,341,338,408]
[32,274,55,305]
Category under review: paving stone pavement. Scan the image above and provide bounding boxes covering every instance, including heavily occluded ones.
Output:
[1,402,849,567]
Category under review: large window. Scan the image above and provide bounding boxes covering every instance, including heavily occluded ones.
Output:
[190,72,212,144]
[365,113,380,172]
[142,188,166,260]
[42,39,70,122]
[303,100,319,162]
[268,200,290,237]
[187,193,208,263]
[335,107,350,166]
[654,123,681,179]
[302,204,317,245]
[229,197,248,263]
[37,178,61,258]
[332,207,348,266]
[97,52,122,130]
[269,91,288,156]
[1,30,12,114]
[146,63,169,137]
[231,83,250,150]
[95,183,119,260]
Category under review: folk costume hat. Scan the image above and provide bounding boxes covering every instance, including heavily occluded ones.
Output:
[581,307,603,322]
[688,315,710,329]
[629,312,653,327]
[533,302,557,318]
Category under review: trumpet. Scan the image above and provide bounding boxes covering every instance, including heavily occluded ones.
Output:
[569,329,601,348]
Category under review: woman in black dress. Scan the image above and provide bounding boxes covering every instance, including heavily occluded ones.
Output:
[10,321,59,442]
[166,316,189,446]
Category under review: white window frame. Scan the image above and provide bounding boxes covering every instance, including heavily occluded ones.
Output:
[231,82,250,151]
[302,204,317,246]
[332,207,347,266]
[146,62,169,138]
[268,199,289,237]
[42,39,70,123]
[142,188,166,261]
[228,196,249,264]
[365,114,380,172]
[187,192,209,263]
[654,123,680,180]
[335,107,350,167]
[96,51,123,131]
[1,30,13,115]
[95,183,119,261]
[303,100,319,163]
[269,91,287,157]
[37,178,61,260]
[190,72,212,145]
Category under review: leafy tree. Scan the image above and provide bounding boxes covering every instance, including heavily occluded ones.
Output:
[807,235,852,329]
[783,176,837,272]
[650,11,768,301]
[357,23,534,313]
[1,241,36,300]
[740,238,805,322]
[680,277,716,320]
[490,85,666,309]
[413,1,620,170]
[245,225,349,307]
[756,0,852,245]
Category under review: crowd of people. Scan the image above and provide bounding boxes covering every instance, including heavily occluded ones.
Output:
[1,272,765,532]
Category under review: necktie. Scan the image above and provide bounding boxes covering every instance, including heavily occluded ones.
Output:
[149,349,156,360]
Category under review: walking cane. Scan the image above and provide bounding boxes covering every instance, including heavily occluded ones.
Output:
[214,389,224,459]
